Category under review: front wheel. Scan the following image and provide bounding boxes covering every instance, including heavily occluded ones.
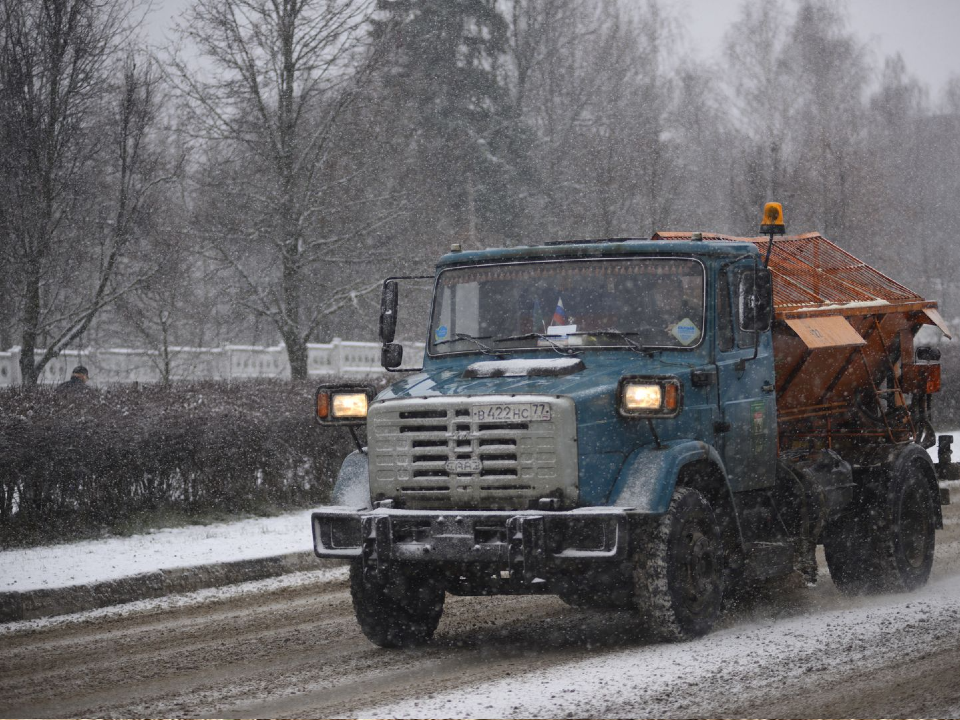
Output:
[350,562,445,648]
[634,487,725,641]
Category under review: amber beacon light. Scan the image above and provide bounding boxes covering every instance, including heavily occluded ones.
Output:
[760,202,785,235]
[760,201,785,267]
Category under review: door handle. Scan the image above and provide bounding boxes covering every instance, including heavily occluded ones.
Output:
[762,382,775,394]
[714,420,731,433]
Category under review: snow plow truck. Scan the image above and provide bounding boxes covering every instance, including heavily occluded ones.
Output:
[311,203,955,647]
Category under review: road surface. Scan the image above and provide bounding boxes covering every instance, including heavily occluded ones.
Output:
[2,502,959,719]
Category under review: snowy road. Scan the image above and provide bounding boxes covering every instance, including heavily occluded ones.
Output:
[2,501,960,719]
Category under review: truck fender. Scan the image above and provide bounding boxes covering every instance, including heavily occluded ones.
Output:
[610,440,729,514]
[331,450,372,509]
[879,442,942,530]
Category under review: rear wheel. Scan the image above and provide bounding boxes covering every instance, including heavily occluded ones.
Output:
[634,487,725,641]
[350,561,445,648]
[824,460,935,594]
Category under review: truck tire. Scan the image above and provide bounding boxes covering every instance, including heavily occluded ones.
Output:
[349,561,445,648]
[633,487,725,641]
[823,459,935,595]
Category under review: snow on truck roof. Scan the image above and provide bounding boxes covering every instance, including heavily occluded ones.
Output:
[436,237,760,267]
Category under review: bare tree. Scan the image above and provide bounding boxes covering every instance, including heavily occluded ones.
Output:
[169,0,392,380]
[506,0,678,239]
[0,0,174,385]
[723,0,796,230]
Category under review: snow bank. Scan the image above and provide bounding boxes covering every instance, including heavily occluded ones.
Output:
[0,509,316,593]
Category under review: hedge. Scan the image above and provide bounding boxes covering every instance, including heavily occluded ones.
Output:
[0,379,371,547]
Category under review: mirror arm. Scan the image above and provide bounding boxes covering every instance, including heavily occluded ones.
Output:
[763,231,775,268]
[751,256,762,362]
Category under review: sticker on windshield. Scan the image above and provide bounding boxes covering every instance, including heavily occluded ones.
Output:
[671,318,700,346]
[435,325,448,341]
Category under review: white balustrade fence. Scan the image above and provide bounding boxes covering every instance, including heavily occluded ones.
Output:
[0,339,420,387]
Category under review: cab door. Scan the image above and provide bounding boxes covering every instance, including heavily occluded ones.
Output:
[714,264,778,491]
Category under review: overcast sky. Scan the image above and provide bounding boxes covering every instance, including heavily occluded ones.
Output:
[146,0,960,101]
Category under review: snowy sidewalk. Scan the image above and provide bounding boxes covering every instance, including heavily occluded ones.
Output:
[0,509,336,622]
[1,509,318,593]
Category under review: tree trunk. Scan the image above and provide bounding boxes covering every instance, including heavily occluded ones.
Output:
[19,263,42,387]
[285,332,309,380]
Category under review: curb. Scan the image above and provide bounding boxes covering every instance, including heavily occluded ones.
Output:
[0,551,343,623]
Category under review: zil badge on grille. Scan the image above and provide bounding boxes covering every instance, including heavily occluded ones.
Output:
[445,458,482,473]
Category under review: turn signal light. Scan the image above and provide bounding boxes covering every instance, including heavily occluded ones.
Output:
[317,392,330,419]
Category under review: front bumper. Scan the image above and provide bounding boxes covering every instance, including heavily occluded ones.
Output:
[312,506,633,581]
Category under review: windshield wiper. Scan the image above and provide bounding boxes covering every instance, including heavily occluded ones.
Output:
[434,333,503,357]
[493,332,582,356]
[567,330,653,355]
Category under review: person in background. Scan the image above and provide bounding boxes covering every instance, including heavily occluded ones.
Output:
[58,365,90,393]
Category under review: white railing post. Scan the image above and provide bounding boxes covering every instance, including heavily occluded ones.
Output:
[1,339,394,386]
[331,337,343,375]
[0,347,16,387]
[11,346,21,387]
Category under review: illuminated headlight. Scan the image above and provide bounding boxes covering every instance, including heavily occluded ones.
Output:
[618,377,681,417]
[332,393,368,418]
[623,384,662,411]
[316,384,373,425]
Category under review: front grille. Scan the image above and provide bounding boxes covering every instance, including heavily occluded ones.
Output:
[368,395,578,510]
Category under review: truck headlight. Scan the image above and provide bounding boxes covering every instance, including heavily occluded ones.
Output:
[333,393,368,418]
[316,384,374,425]
[623,384,661,410]
[618,376,681,417]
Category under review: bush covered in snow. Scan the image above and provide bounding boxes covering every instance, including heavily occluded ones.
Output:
[0,379,376,546]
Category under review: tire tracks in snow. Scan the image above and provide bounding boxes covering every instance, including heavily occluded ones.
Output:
[1,504,958,719]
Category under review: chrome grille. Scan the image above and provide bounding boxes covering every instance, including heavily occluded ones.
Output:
[368,395,578,510]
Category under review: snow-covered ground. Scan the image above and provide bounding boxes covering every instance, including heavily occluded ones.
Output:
[0,509,316,593]
[358,570,960,719]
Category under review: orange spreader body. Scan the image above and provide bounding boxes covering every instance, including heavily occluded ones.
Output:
[654,232,950,453]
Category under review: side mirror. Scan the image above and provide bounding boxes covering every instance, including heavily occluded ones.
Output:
[381,342,403,370]
[379,280,399,344]
[739,268,773,333]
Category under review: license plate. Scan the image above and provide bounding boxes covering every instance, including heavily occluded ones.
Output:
[471,402,552,423]
[445,458,482,473]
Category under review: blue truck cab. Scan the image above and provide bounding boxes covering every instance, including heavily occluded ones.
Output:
[312,230,943,647]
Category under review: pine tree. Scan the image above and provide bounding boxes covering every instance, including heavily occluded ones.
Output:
[373,0,521,246]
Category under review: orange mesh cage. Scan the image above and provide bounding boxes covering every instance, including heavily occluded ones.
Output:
[652,231,933,319]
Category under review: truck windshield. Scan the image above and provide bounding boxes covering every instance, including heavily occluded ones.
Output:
[429,258,705,355]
